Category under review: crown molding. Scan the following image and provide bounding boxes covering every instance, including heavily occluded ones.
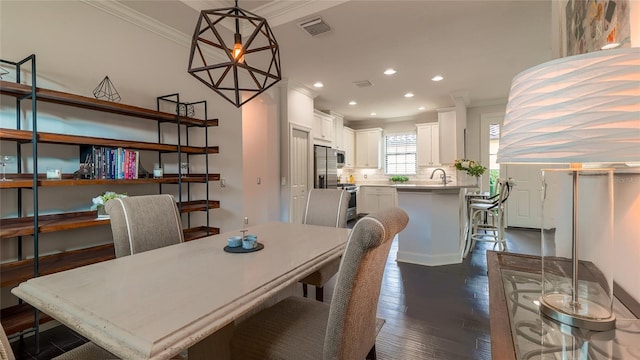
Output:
[278,78,316,98]
[81,0,227,63]
[81,0,188,47]
[252,1,349,27]
[181,0,349,29]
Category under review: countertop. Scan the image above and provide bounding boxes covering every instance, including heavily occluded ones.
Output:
[358,183,476,191]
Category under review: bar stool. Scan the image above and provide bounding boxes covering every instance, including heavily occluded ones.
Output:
[465,178,513,256]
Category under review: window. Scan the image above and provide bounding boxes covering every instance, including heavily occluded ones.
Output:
[385,133,416,175]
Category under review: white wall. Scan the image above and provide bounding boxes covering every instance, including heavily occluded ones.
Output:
[242,90,280,227]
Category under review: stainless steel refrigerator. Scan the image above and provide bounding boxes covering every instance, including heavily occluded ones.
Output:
[314,145,338,189]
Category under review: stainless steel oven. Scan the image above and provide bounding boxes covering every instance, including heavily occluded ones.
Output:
[338,184,358,221]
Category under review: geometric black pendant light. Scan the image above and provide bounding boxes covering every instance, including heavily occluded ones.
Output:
[188,0,282,108]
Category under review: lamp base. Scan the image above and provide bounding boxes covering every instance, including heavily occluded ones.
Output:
[539,294,615,331]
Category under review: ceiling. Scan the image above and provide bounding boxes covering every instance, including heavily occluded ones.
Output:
[119,0,553,122]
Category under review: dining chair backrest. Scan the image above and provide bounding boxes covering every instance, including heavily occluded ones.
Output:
[323,207,409,359]
[303,189,350,228]
[0,323,15,360]
[106,194,184,257]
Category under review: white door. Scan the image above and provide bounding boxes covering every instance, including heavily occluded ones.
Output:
[290,128,309,224]
[505,164,545,228]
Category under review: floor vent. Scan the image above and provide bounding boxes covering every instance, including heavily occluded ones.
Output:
[298,17,331,36]
[353,80,373,88]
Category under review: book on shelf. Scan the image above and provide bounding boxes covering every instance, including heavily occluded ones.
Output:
[79,145,140,179]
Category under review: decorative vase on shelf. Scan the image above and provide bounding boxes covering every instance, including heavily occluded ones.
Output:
[96,204,109,219]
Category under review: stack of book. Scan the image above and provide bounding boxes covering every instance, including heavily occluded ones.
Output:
[80,146,140,180]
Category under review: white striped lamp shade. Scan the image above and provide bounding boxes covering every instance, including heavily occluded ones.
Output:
[497,47,640,164]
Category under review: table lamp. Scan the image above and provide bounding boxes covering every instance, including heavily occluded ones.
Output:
[497,47,640,331]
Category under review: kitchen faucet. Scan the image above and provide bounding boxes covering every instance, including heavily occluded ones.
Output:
[430,168,447,185]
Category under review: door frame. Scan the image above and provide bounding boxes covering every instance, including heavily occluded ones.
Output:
[288,122,312,223]
[480,112,504,193]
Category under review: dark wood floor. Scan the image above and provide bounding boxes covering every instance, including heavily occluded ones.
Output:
[8,227,542,359]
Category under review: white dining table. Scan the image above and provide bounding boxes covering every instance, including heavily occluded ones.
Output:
[12,222,351,360]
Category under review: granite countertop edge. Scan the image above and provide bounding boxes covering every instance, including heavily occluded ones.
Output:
[357,183,477,190]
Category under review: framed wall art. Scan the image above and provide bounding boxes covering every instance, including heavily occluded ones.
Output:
[562,0,631,56]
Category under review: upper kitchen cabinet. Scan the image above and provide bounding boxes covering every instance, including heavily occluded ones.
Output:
[355,128,382,169]
[416,123,440,166]
[343,127,355,168]
[312,110,334,146]
[438,108,466,164]
[332,112,344,150]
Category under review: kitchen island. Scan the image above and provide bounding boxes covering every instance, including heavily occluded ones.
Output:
[359,183,473,266]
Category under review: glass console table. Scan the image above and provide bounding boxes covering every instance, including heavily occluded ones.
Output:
[487,251,640,359]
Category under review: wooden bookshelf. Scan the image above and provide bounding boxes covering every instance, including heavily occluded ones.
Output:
[0,211,109,238]
[0,80,218,127]
[1,72,221,338]
[0,224,220,334]
[1,244,116,288]
[181,200,220,213]
[0,303,53,336]
[0,173,221,189]
[0,128,218,154]
[0,200,220,239]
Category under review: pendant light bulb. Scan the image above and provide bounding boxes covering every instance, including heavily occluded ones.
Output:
[233,33,244,63]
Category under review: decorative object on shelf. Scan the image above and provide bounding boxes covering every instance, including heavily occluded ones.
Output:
[0,155,14,181]
[46,168,62,180]
[92,191,127,218]
[92,76,121,103]
[389,175,409,183]
[176,103,195,118]
[454,159,486,177]
[497,47,640,331]
[187,0,282,108]
[0,66,9,79]
[153,164,163,178]
[180,162,189,177]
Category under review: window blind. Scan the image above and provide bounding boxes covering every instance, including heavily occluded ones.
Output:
[385,133,417,175]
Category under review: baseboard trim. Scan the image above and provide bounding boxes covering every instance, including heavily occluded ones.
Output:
[396,251,461,266]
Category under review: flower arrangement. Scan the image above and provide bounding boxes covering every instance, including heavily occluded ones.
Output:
[454,159,486,177]
[91,191,127,209]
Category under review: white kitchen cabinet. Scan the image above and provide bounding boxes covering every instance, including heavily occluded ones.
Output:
[332,112,344,150]
[343,127,355,168]
[416,123,440,166]
[313,110,334,146]
[438,108,465,164]
[357,186,398,214]
[355,128,382,168]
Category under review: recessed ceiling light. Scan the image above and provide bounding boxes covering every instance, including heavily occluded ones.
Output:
[404,92,414,98]
[313,81,324,88]
[431,75,444,82]
[371,112,377,116]
[418,106,425,110]
[349,101,357,105]
[384,68,397,75]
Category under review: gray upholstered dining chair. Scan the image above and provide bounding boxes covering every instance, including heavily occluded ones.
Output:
[300,188,351,302]
[105,194,185,257]
[51,194,185,359]
[230,207,409,360]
